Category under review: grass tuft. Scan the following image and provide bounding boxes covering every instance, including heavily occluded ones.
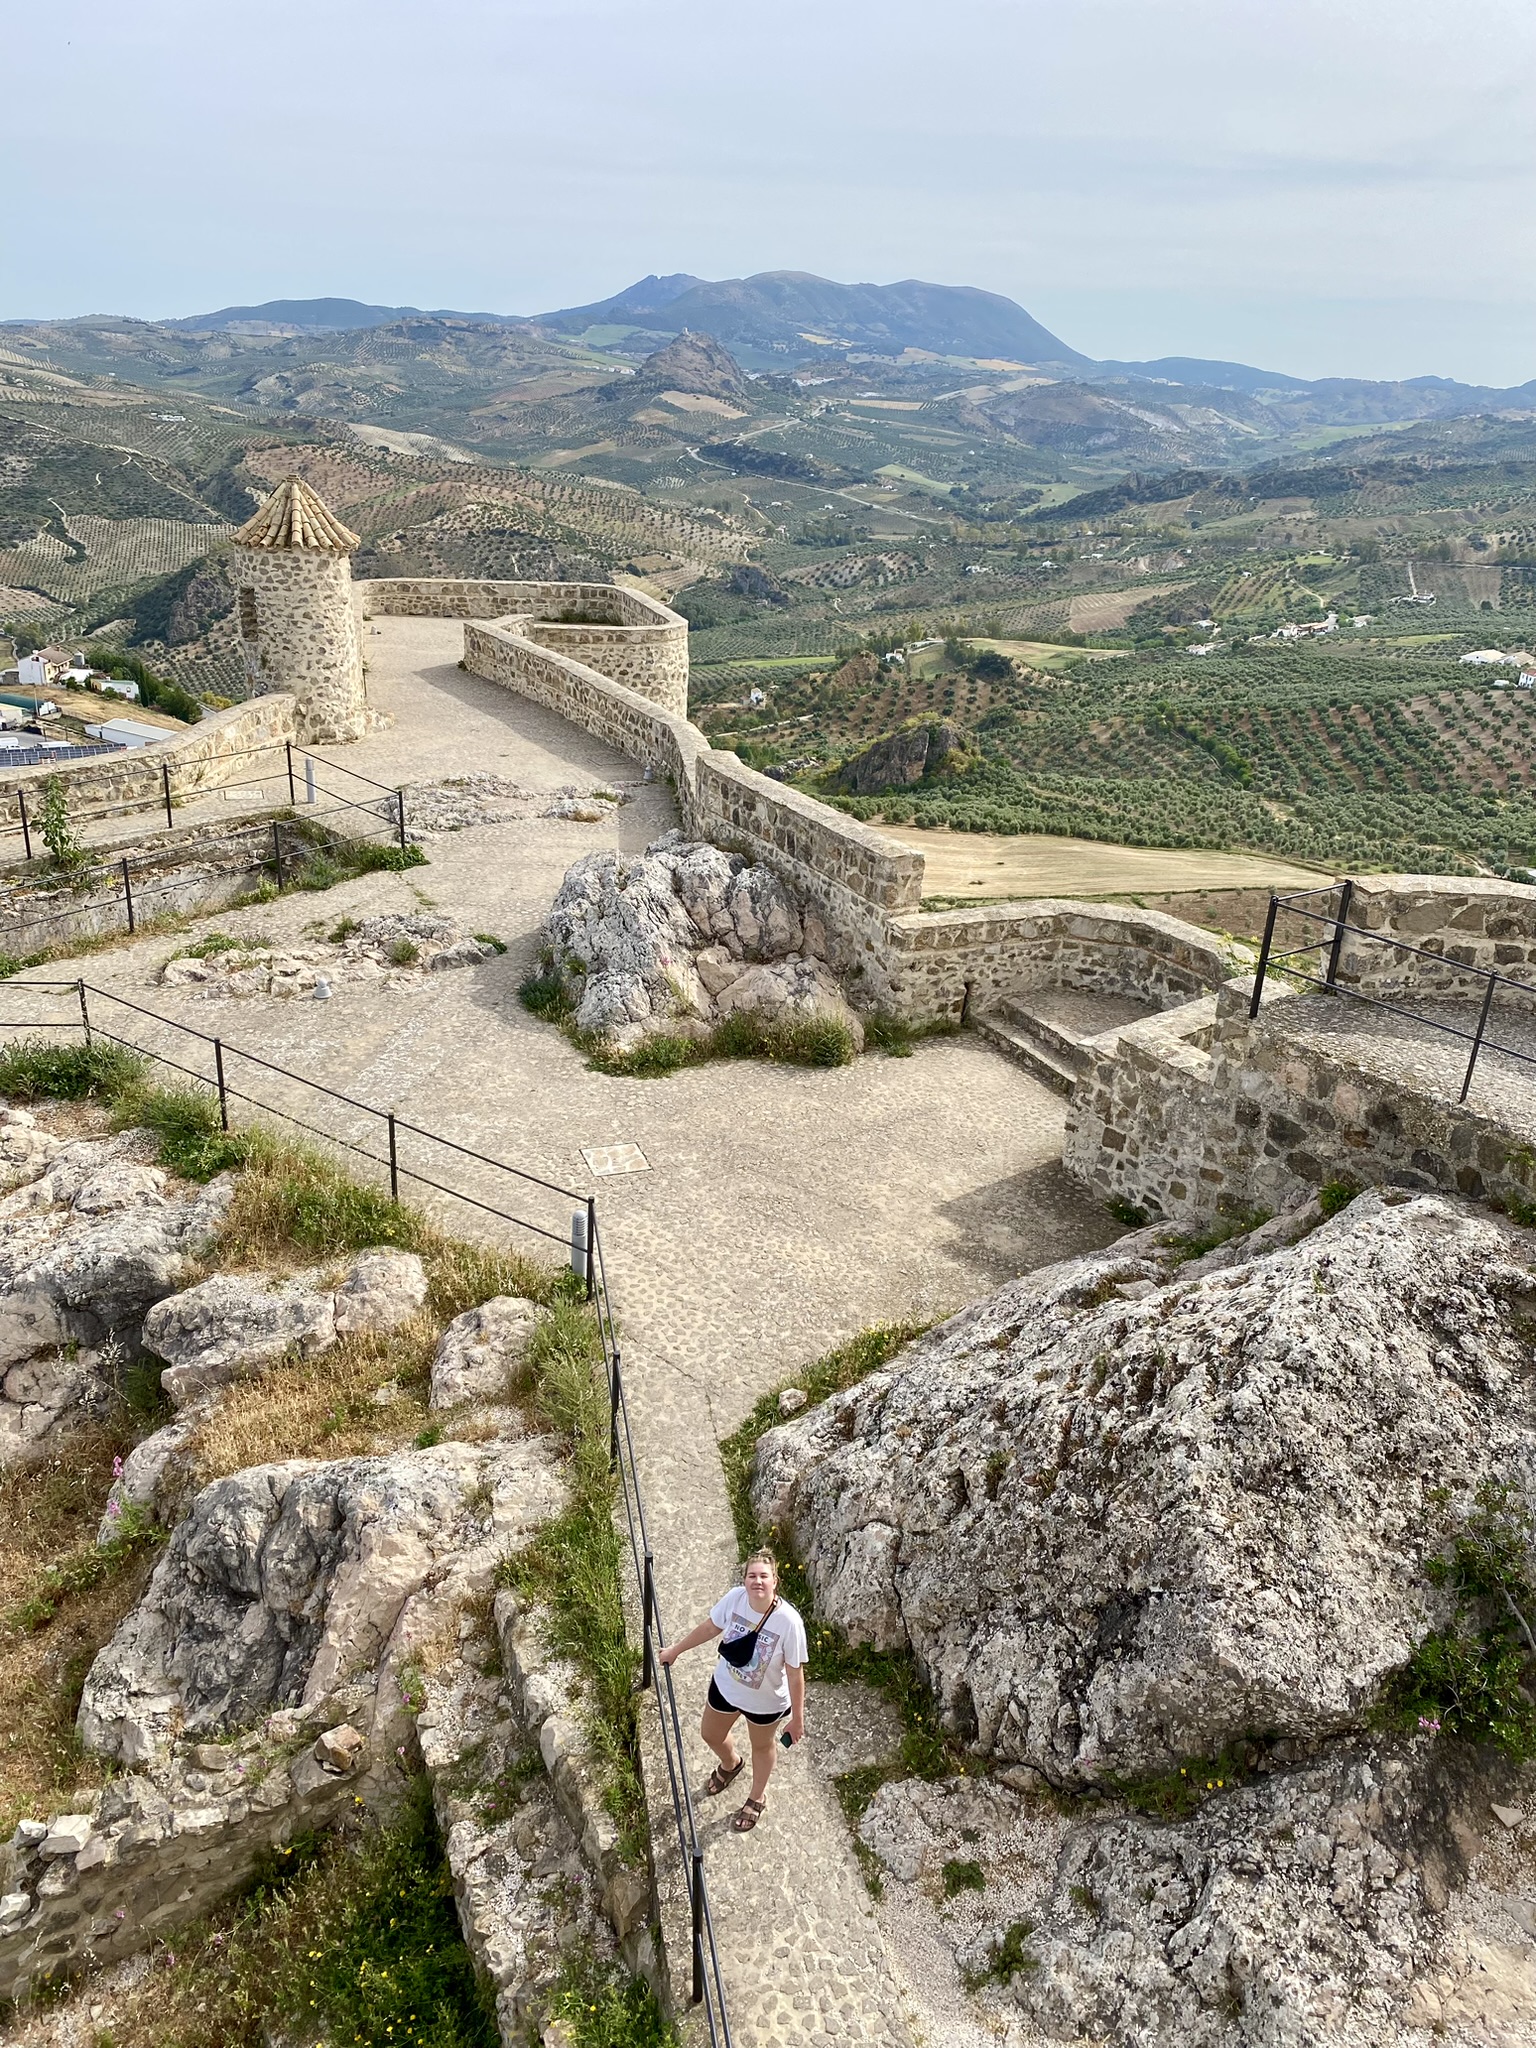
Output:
[493,1299,646,1861]
[544,1948,678,2048]
[0,1038,145,1102]
[87,1777,497,2047]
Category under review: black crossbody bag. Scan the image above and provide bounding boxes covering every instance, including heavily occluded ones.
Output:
[718,1595,778,1668]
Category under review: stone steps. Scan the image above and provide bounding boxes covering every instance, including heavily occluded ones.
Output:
[971,1010,1080,1094]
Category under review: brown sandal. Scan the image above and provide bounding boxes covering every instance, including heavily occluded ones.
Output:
[732,1796,766,1832]
[705,1758,745,1796]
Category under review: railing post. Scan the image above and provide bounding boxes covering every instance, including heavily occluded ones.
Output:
[609,1347,622,1473]
[271,819,284,889]
[641,1549,655,1689]
[1460,971,1498,1104]
[691,1848,705,2005]
[387,1111,399,1200]
[121,858,135,935]
[76,978,90,1048]
[1250,895,1279,1018]
[213,1039,229,1131]
[1325,877,1354,988]
[396,788,407,854]
[18,789,31,861]
[161,761,174,831]
[285,741,297,808]
[585,1195,597,1303]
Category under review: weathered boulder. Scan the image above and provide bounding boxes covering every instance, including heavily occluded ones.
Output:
[77,1439,562,1765]
[98,1410,201,1541]
[752,1191,1536,1783]
[712,957,865,1051]
[145,1272,338,1409]
[331,1249,428,1335]
[544,835,852,1049]
[1005,1739,1518,2047]
[0,1172,233,1371]
[431,1295,539,1408]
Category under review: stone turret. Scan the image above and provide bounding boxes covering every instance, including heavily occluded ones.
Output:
[233,477,369,742]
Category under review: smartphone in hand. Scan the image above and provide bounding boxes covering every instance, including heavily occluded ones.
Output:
[779,1729,796,1749]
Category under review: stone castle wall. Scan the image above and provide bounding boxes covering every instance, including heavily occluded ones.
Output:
[1064,976,1536,1226]
[237,550,367,743]
[0,696,297,828]
[362,579,688,718]
[883,900,1234,1023]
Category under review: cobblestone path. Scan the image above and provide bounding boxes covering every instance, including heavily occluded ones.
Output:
[41,619,1118,2042]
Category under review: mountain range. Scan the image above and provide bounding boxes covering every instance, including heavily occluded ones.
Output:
[127,272,1533,409]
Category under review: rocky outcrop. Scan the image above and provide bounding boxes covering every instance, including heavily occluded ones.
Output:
[752,1191,1536,1784]
[543,833,862,1052]
[143,1249,427,1409]
[160,915,503,1001]
[0,1113,234,1466]
[78,1437,563,1768]
[431,1295,538,1408]
[401,774,631,836]
[827,720,962,796]
[1008,1741,1527,2048]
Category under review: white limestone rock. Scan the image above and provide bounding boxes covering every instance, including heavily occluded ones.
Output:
[78,1442,501,1765]
[332,1249,428,1335]
[97,1411,201,1543]
[0,1172,233,1373]
[752,1191,1536,1784]
[543,837,848,1047]
[145,1271,338,1409]
[431,1296,538,1409]
[1007,1740,1515,2047]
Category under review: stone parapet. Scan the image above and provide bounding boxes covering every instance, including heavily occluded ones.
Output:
[0,696,297,819]
[1065,974,1536,1226]
[886,900,1235,1023]
[363,579,688,716]
[1334,874,1536,1004]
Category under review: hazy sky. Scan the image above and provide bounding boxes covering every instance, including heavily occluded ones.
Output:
[8,0,1536,384]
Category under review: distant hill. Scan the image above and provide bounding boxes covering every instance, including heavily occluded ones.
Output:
[535,270,1087,367]
[165,297,521,334]
[625,332,749,401]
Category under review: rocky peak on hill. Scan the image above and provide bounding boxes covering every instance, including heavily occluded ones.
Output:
[626,330,750,401]
[752,1189,1536,1783]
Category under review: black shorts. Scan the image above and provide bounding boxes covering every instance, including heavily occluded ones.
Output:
[707,1676,786,1726]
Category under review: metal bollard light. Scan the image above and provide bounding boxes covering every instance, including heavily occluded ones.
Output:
[570,1208,589,1286]
[305,757,317,806]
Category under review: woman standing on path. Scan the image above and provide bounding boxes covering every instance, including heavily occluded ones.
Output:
[659,1550,808,1833]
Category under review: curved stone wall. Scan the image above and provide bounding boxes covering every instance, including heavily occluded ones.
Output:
[359,578,688,717]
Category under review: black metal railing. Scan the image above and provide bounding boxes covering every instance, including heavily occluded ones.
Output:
[0,739,406,862]
[0,978,733,2036]
[590,1217,733,2041]
[1251,880,1536,1105]
[0,744,410,956]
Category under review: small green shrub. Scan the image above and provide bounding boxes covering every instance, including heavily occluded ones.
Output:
[712,1009,856,1067]
[1107,1743,1266,1820]
[472,932,507,954]
[1107,1197,1148,1227]
[962,1918,1038,1990]
[0,1038,144,1101]
[544,1948,677,2048]
[942,1856,985,1896]
[388,938,420,967]
[1318,1179,1359,1218]
[1377,1480,1536,1759]
[583,1030,696,1078]
[519,967,574,1023]
[177,931,245,960]
[112,1081,251,1181]
[38,777,85,875]
[328,917,362,943]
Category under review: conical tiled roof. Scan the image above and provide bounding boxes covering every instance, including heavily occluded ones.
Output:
[235,476,359,552]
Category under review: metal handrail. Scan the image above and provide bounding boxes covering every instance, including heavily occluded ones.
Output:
[0,980,734,2034]
[1250,880,1536,1104]
[590,1215,732,2041]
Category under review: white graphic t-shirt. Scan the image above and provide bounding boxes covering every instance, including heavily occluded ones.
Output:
[709,1588,808,1715]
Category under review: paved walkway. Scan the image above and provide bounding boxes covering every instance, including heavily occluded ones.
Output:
[9,620,1118,2043]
